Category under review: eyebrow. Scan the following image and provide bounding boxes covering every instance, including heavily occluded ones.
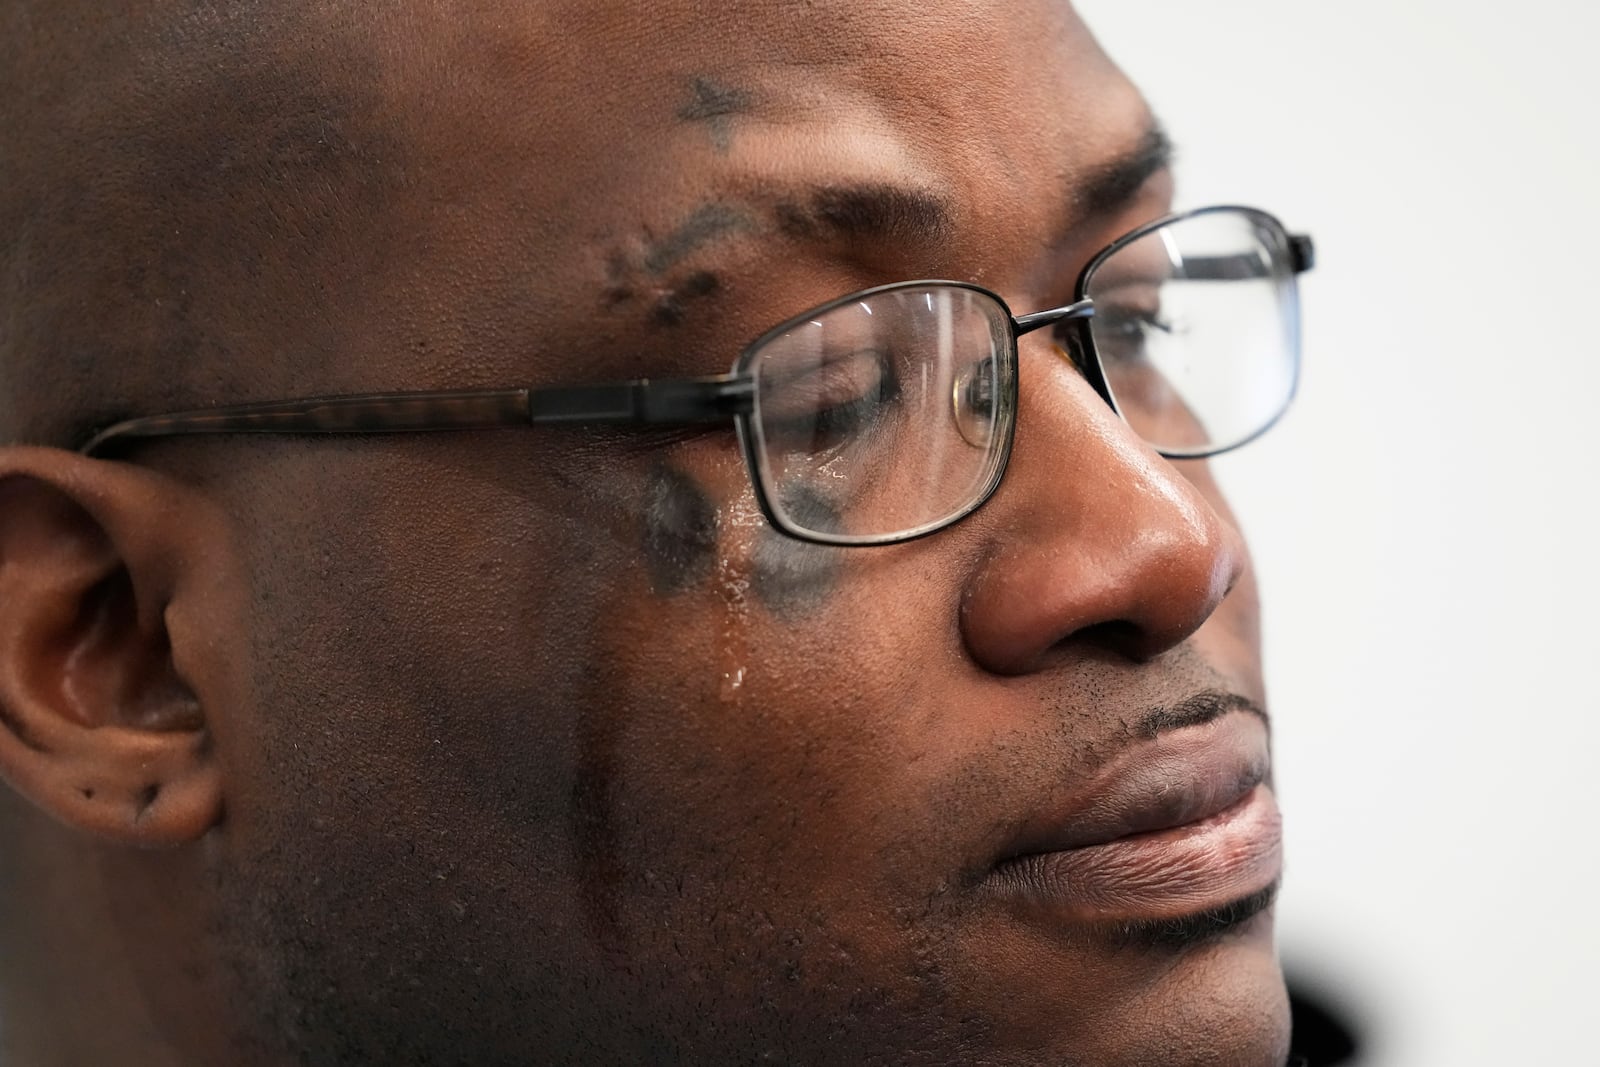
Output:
[773,182,954,245]
[1074,123,1174,221]
[764,121,1173,252]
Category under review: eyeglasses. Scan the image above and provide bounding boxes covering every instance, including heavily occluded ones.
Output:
[82,204,1313,546]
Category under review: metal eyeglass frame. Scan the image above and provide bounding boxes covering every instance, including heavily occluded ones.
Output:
[80,204,1315,546]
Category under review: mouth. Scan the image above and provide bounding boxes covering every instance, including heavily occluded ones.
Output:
[985,701,1282,943]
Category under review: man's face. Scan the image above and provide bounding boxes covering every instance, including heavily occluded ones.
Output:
[145,1,1287,1063]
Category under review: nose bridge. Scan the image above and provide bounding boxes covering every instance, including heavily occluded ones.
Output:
[959,342,1246,674]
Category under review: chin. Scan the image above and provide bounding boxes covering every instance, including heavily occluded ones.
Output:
[948,897,1292,1066]
[1075,908,1292,1067]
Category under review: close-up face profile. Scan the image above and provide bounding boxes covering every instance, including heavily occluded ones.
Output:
[0,2,1310,1064]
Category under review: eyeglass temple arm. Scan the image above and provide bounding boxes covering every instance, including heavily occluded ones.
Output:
[529,375,754,423]
[1171,235,1317,282]
[79,376,756,455]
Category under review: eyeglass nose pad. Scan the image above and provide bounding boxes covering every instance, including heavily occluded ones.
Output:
[951,360,996,448]
[1051,338,1120,416]
[1052,339,1093,371]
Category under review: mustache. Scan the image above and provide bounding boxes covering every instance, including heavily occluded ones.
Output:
[1134,689,1268,740]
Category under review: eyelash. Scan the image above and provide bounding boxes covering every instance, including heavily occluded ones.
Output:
[1099,306,1173,334]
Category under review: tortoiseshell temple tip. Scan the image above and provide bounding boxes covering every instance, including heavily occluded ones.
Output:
[78,388,537,455]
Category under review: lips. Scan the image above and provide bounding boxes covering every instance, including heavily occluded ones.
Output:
[987,705,1282,924]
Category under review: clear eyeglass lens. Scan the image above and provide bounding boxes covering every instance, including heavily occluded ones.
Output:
[1084,209,1300,456]
[749,284,1015,543]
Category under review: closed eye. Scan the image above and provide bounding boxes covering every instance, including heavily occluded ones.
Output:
[1088,304,1174,364]
[757,347,902,448]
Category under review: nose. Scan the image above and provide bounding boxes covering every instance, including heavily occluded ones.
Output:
[959,343,1248,675]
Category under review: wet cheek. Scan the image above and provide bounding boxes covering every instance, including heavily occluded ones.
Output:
[639,462,847,625]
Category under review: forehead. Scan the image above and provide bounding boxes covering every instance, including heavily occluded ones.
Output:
[327,1,1154,371]
[372,1,1140,173]
[371,0,1146,226]
[40,0,1155,408]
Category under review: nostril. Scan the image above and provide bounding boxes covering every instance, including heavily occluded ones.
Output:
[1073,618,1145,660]
[1072,607,1223,665]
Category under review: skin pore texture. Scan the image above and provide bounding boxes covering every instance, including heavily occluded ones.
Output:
[0,2,1289,1065]
[641,463,721,597]
[677,78,756,156]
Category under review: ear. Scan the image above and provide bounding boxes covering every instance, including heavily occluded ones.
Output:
[0,446,229,845]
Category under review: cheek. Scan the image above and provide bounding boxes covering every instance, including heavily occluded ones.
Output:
[212,441,683,1024]
[222,441,644,849]
[589,484,937,885]
[640,454,848,624]
[748,484,845,621]
[641,461,720,596]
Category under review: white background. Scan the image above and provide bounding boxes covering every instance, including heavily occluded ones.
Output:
[1074,2,1600,1063]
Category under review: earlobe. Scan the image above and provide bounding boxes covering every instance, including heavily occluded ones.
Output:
[0,447,226,846]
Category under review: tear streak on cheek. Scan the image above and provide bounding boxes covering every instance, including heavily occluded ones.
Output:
[641,461,844,623]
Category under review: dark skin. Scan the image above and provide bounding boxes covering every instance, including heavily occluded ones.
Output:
[749,483,846,618]
[0,2,1285,1065]
[677,77,756,155]
[641,463,720,597]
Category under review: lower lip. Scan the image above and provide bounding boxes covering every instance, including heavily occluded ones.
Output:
[989,784,1283,922]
